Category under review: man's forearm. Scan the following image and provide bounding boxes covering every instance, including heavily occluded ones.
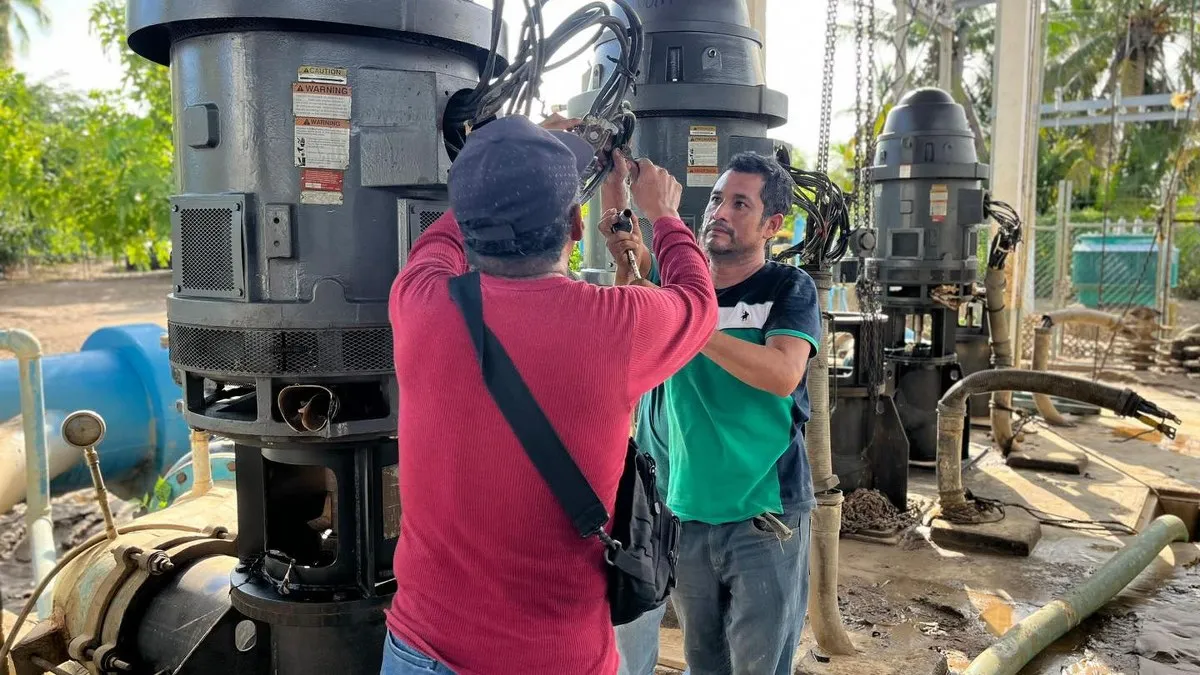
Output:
[701,331,805,398]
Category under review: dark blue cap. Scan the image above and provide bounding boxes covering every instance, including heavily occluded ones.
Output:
[448,115,595,242]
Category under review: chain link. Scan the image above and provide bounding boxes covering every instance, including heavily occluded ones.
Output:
[865,0,877,235]
[816,0,839,173]
[854,0,884,402]
[852,0,865,204]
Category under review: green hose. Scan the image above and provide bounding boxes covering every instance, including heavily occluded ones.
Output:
[963,514,1189,675]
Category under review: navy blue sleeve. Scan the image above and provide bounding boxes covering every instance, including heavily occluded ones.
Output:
[764,269,821,355]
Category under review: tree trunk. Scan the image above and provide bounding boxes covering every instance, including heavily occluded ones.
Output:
[951,22,989,162]
[0,1,14,67]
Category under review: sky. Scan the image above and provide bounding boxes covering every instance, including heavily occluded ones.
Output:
[13,0,869,159]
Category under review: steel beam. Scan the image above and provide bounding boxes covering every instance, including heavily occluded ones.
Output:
[1040,108,1200,128]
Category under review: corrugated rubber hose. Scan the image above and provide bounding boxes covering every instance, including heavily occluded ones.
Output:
[803,269,856,655]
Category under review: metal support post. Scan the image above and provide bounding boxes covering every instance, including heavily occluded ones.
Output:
[1158,184,1178,336]
[990,0,1043,359]
[1052,180,1073,359]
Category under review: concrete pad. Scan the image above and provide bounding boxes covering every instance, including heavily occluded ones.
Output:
[1005,445,1088,474]
[929,508,1042,556]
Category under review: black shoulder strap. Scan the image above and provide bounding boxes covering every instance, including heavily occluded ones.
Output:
[448,272,611,539]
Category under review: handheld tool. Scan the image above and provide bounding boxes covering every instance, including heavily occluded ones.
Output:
[612,209,644,282]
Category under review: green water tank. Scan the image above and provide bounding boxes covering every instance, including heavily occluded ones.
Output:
[1071,233,1179,308]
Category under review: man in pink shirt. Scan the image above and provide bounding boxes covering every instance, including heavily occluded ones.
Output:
[382,115,718,675]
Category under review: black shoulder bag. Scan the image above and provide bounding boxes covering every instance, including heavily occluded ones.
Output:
[448,271,680,626]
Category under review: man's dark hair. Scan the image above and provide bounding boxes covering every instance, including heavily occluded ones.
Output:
[460,218,570,277]
[725,152,794,221]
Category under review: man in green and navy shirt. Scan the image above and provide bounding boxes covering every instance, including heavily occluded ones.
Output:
[603,152,819,675]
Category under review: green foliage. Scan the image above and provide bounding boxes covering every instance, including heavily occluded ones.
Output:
[568,241,582,273]
[139,476,173,513]
[1037,0,1199,218]
[0,0,173,272]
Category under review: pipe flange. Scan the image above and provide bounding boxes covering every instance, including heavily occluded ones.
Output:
[96,536,238,657]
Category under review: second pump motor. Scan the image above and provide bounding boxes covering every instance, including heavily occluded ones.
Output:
[856,87,989,462]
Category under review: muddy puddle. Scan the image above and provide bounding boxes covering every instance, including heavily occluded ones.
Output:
[828,531,1200,675]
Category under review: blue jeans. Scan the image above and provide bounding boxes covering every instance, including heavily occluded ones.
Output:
[615,603,676,675]
[380,632,455,675]
[673,509,811,675]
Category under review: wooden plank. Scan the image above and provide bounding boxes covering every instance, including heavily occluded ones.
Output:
[657,628,688,671]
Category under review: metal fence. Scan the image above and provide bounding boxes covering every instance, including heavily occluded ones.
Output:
[1017,180,1186,367]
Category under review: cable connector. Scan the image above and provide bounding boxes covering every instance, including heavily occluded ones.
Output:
[1120,391,1181,439]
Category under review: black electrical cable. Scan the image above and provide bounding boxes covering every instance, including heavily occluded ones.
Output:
[984,197,1023,271]
[445,1,644,202]
[773,167,854,268]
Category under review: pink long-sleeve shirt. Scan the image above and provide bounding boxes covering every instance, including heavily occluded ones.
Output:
[385,210,716,674]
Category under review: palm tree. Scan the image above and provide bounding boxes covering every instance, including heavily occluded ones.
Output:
[1,0,50,66]
[1039,0,1197,210]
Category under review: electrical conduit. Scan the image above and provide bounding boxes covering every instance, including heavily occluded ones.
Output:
[963,514,1189,675]
[936,370,1173,522]
[803,270,856,655]
[0,329,55,619]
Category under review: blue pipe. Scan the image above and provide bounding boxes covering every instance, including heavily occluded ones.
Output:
[0,328,55,618]
[0,324,190,497]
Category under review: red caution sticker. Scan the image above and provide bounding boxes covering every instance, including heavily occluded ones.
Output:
[300,168,345,205]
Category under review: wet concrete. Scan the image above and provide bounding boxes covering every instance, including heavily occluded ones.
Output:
[656,373,1200,674]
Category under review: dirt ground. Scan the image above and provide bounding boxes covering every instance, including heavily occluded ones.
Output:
[0,263,170,356]
[656,379,1200,675]
[3,267,1200,674]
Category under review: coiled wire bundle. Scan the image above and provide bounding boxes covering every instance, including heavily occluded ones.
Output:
[773,167,853,269]
[984,197,1023,271]
[444,0,644,201]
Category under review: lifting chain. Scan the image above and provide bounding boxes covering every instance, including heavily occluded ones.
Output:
[852,0,879,233]
[853,0,885,403]
[816,0,839,174]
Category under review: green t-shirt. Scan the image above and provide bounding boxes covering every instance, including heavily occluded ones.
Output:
[641,258,821,524]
